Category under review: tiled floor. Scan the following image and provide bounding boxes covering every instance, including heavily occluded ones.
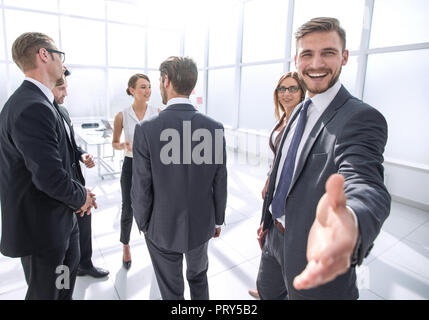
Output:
[1,150,429,300]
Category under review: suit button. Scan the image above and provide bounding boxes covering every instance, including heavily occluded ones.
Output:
[72,163,76,168]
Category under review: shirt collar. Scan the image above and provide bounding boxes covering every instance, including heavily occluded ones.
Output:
[25,77,54,105]
[167,97,192,107]
[306,81,342,112]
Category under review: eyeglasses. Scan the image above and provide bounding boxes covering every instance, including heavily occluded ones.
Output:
[45,48,65,63]
[277,85,300,93]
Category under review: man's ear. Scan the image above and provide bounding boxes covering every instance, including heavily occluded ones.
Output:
[162,74,170,88]
[38,48,49,63]
[342,49,349,66]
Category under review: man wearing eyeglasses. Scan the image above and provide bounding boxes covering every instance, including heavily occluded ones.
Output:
[0,32,97,300]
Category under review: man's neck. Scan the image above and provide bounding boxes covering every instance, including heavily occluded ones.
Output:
[24,70,55,90]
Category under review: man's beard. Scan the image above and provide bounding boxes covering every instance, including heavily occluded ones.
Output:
[302,67,342,95]
[161,85,167,105]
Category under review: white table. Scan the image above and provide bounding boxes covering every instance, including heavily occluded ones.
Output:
[74,127,122,179]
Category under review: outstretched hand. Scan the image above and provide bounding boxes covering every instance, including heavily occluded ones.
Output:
[293,174,358,290]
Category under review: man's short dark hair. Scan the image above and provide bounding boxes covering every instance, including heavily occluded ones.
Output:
[295,17,346,51]
[159,56,198,96]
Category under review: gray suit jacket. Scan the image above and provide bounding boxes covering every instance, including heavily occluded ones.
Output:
[261,85,391,299]
[131,103,227,253]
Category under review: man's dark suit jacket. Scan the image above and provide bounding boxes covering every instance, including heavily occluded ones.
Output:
[261,85,391,299]
[55,103,86,185]
[131,103,227,253]
[0,80,87,258]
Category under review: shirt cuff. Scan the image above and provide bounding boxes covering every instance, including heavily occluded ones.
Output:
[346,205,359,228]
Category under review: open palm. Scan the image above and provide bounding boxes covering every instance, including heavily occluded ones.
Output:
[293,174,358,290]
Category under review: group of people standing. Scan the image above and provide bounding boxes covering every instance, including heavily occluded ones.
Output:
[0,16,390,301]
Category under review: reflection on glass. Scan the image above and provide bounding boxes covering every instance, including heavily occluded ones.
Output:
[239,64,283,131]
[363,49,429,165]
[147,28,181,68]
[4,0,58,12]
[108,68,143,117]
[4,10,59,55]
[292,0,365,55]
[242,0,289,63]
[208,0,240,66]
[370,0,429,48]
[59,0,105,19]
[65,68,107,118]
[61,17,105,66]
[108,23,146,68]
[207,68,237,127]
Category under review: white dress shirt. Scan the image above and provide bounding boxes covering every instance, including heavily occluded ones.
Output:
[25,77,54,104]
[270,81,358,228]
[166,97,194,107]
[25,77,73,142]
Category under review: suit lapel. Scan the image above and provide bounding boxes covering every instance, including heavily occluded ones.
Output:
[53,101,75,149]
[289,86,352,191]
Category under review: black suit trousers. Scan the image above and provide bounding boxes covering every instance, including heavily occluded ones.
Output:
[20,217,80,300]
[146,237,209,300]
[76,213,93,269]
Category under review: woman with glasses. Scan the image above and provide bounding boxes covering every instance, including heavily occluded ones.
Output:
[249,71,305,299]
[112,74,159,270]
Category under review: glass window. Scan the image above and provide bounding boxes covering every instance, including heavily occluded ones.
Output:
[108,23,146,68]
[339,55,359,98]
[108,68,145,117]
[189,72,206,114]
[60,17,105,66]
[370,0,429,48]
[59,0,105,19]
[147,28,181,69]
[4,0,58,12]
[0,64,8,110]
[184,24,206,69]
[65,68,107,118]
[292,0,365,56]
[239,63,284,131]
[242,0,289,63]
[183,2,208,69]
[208,0,241,66]
[145,0,185,29]
[147,70,164,110]
[4,10,59,55]
[0,14,5,61]
[8,62,25,93]
[207,68,237,127]
[106,0,145,26]
[363,49,429,165]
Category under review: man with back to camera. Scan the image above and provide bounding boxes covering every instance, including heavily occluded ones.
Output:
[256,17,391,299]
[52,68,109,279]
[131,56,227,300]
[0,32,97,300]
